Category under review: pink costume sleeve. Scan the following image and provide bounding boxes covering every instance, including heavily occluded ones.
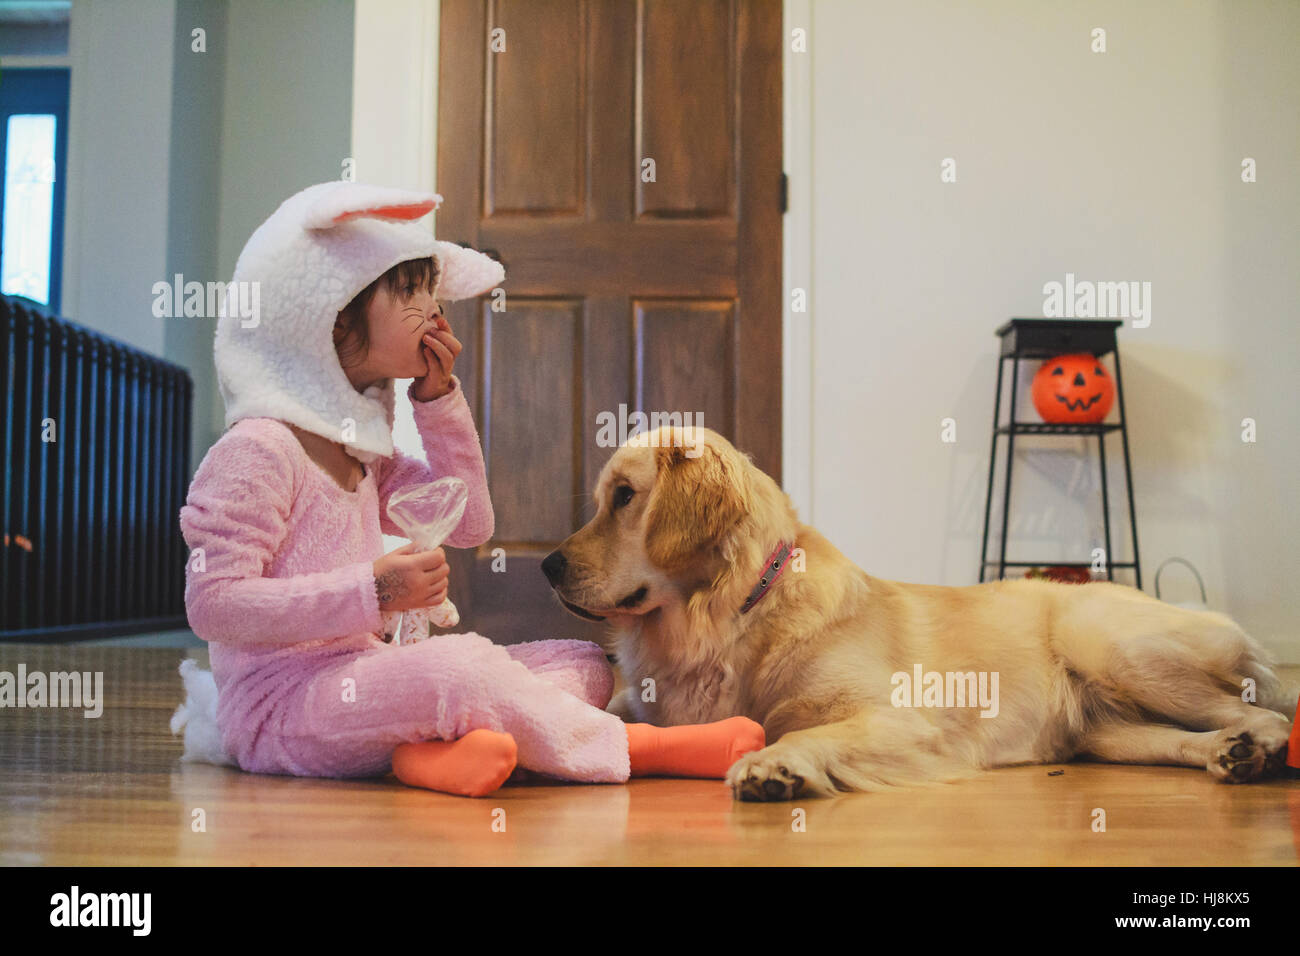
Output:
[179,423,384,646]
[374,376,494,548]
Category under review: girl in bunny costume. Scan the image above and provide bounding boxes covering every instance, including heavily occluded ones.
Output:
[177,181,765,797]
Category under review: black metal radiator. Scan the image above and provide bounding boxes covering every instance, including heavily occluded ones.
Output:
[1,294,193,640]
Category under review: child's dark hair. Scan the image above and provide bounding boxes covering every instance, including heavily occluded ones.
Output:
[333,256,440,368]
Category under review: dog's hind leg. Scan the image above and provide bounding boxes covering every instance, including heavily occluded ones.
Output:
[1079,719,1290,783]
[1070,609,1294,781]
[1077,720,1218,769]
[1099,620,1294,733]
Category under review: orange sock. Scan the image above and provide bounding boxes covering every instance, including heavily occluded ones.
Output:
[392,729,518,797]
[625,716,765,778]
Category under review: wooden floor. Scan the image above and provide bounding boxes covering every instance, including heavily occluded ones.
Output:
[2,644,1297,866]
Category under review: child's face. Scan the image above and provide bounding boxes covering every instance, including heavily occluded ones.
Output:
[353,283,443,383]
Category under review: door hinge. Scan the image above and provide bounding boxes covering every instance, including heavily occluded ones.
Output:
[779,172,788,214]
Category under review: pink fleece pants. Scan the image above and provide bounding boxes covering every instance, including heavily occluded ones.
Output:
[263,634,633,783]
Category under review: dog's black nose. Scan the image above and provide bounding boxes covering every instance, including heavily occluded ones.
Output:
[541,550,567,585]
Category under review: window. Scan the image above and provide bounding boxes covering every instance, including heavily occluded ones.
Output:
[0,68,69,313]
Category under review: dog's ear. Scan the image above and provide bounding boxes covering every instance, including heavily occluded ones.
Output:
[644,440,750,571]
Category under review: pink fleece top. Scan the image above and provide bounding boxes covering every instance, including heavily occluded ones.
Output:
[178,376,494,765]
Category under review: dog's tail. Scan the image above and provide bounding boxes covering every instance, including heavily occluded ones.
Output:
[169,659,237,767]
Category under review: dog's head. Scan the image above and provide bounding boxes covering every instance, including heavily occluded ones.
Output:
[542,426,793,623]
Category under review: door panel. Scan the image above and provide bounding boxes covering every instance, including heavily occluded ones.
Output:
[486,1,585,215]
[636,300,735,438]
[485,299,583,543]
[637,0,735,218]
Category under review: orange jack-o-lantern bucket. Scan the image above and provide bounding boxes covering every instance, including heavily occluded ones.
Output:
[1031,353,1115,424]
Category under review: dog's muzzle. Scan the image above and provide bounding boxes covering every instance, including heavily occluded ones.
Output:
[542,550,607,622]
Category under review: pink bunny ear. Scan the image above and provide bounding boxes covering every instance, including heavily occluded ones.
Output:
[303,184,444,230]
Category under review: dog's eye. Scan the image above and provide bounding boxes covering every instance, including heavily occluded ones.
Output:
[613,485,635,510]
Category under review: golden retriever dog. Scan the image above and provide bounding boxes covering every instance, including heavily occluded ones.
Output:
[542,426,1297,801]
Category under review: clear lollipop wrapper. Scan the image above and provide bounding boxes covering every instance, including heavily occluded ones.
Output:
[385,476,468,644]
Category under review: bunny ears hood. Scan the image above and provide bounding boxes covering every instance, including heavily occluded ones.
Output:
[214,181,504,463]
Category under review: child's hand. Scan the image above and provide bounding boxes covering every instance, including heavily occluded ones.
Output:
[372,542,450,612]
[412,315,462,401]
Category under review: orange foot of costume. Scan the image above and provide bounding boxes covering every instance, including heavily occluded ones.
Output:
[392,729,518,797]
[626,716,766,778]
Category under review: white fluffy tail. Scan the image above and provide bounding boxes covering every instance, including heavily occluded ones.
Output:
[169,659,237,767]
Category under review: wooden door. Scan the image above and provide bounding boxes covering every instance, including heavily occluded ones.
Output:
[437,0,782,643]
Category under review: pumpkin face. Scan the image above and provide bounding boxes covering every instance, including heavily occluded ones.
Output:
[1031,353,1115,424]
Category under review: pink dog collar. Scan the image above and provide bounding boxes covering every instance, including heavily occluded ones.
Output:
[740,541,794,614]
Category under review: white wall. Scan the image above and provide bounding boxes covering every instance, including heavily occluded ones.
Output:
[63,0,176,356]
[793,0,1299,657]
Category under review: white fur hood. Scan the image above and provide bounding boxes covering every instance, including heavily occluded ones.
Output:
[214,181,505,463]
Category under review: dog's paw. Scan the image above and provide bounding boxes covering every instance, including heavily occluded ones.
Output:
[726,745,822,802]
[1207,726,1288,783]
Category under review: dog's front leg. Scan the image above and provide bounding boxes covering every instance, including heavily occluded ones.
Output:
[725,706,976,800]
